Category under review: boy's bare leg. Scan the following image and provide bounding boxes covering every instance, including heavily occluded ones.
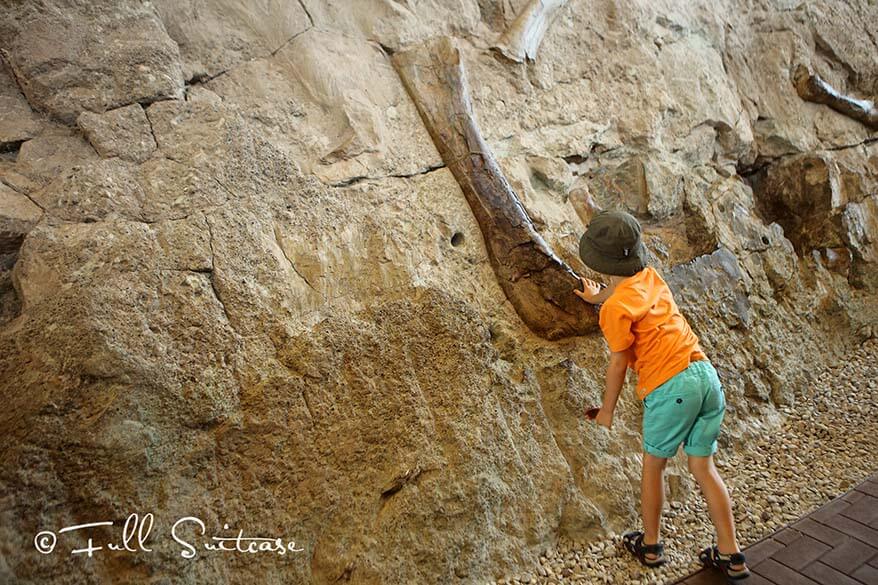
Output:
[688,454,745,569]
[642,453,668,555]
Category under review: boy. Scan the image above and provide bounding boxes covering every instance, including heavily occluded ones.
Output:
[574,210,750,581]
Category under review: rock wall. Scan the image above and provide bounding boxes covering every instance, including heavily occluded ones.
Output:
[1,1,877,584]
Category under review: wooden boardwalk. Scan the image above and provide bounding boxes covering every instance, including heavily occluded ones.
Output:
[674,471,878,585]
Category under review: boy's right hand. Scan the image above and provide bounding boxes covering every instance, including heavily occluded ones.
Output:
[594,409,613,429]
[574,277,603,303]
[586,406,613,429]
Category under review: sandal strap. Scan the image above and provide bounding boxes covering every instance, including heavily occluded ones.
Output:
[629,532,664,555]
[624,531,666,566]
[704,546,750,577]
[623,531,644,549]
[728,552,746,565]
[714,548,746,564]
[643,542,664,555]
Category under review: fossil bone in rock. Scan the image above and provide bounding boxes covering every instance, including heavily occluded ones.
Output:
[793,64,878,130]
[392,37,598,339]
[568,184,603,227]
[493,0,570,63]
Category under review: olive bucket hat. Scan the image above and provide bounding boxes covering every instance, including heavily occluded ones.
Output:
[578,210,648,277]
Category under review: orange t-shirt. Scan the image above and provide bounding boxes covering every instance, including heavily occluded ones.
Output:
[599,267,705,400]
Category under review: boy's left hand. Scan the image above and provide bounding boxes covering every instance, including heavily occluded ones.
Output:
[574,277,603,303]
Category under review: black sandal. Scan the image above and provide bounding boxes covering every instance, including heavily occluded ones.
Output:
[622,530,667,567]
[699,545,751,581]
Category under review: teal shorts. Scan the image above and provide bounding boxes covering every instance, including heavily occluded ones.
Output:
[642,360,726,458]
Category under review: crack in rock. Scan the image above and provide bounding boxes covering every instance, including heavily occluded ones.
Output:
[328,163,447,187]
[297,0,314,28]
[0,48,39,115]
[204,218,237,332]
[739,136,878,178]
[0,177,46,213]
[270,24,315,57]
[273,225,317,291]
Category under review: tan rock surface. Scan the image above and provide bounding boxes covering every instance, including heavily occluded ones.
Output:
[77,104,156,163]
[299,0,482,49]
[0,59,41,148]
[0,1,877,584]
[0,0,184,123]
[154,0,311,81]
[0,182,41,247]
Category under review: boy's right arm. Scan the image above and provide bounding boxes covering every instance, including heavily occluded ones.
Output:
[595,350,627,428]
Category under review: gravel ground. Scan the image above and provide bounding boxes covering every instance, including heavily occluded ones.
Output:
[498,338,878,585]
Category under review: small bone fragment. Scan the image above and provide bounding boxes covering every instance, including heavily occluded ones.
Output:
[568,185,603,228]
[793,64,878,130]
[493,0,570,63]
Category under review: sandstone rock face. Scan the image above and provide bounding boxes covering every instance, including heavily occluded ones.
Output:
[0,0,184,123]
[77,104,156,163]
[0,60,41,149]
[0,182,41,255]
[1,1,877,584]
[0,182,41,325]
[299,0,482,50]
[750,144,878,290]
[154,0,312,81]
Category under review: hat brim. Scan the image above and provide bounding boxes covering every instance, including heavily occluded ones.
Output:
[579,235,647,277]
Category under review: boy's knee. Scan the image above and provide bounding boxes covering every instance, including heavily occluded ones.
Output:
[687,454,711,476]
[643,453,669,470]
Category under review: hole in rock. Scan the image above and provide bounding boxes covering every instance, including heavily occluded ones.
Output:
[451,232,464,247]
[0,140,25,155]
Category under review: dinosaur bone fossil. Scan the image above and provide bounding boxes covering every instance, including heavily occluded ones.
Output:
[493,0,570,63]
[392,37,597,339]
[793,64,878,130]
[568,185,603,227]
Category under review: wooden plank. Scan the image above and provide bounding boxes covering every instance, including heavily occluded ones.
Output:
[754,559,821,585]
[771,535,830,571]
[802,562,865,585]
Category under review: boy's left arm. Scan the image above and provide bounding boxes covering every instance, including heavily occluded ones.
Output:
[595,351,627,429]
